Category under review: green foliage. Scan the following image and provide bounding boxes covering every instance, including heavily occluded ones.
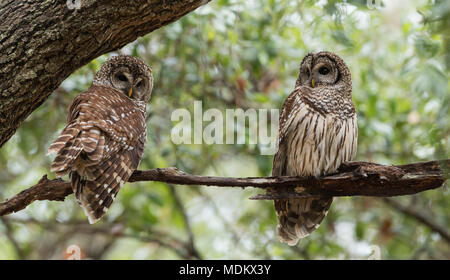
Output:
[0,0,448,259]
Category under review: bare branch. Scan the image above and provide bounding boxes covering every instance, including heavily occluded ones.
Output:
[6,218,199,259]
[0,160,448,217]
[168,185,202,259]
[0,217,25,259]
[382,197,450,244]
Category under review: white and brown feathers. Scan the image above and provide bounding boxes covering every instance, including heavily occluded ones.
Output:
[47,56,153,223]
[273,52,357,245]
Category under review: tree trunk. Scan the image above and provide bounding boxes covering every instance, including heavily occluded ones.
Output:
[0,0,210,147]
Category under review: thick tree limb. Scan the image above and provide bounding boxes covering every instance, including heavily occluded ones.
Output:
[0,0,211,147]
[0,160,448,217]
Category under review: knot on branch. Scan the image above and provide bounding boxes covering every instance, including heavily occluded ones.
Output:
[338,161,406,181]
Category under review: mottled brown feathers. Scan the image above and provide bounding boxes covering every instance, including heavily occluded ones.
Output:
[273,52,357,245]
[48,56,152,223]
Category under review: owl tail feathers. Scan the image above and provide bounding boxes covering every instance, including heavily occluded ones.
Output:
[274,197,333,246]
[70,172,113,224]
[47,125,82,177]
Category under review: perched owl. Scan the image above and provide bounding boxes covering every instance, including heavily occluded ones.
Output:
[272,52,357,245]
[47,55,153,224]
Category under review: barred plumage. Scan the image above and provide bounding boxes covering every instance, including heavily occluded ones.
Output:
[273,52,357,245]
[48,56,153,223]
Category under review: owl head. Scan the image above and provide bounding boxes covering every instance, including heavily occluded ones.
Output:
[295,51,352,97]
[93,55,153,102]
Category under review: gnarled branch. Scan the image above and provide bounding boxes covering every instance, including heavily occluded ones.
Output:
[0,160,448,217]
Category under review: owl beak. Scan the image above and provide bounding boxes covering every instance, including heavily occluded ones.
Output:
[128,87,133,97]
[311,78,316,88]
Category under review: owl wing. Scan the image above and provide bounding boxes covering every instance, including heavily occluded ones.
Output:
[48,85,147,223]
[72,132,146,223]
[272,86,312,176]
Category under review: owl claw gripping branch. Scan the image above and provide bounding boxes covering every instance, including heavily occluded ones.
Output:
[47,56,153,224]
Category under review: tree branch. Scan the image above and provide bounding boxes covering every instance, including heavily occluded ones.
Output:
[0,160,448,217]
[0,217,25,259]
[382,197,450,244]
[5,218,200,259]
[0,0,211,147]
[168,185,202,259]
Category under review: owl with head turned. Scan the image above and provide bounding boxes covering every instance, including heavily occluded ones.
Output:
[273,51,357,245]
[47,55,153,223]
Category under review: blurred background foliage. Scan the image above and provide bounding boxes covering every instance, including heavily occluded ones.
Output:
[0,0,449,259]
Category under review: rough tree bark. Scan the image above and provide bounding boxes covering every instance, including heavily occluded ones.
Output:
[0,0,210,147]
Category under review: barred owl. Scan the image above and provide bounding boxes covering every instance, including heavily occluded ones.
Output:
[47,55,153,223]
[273,52,357,245]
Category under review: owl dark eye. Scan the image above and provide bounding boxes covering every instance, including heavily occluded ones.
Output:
[117,74,128,82]
[318,67,330,75]
[136,81,143,88]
